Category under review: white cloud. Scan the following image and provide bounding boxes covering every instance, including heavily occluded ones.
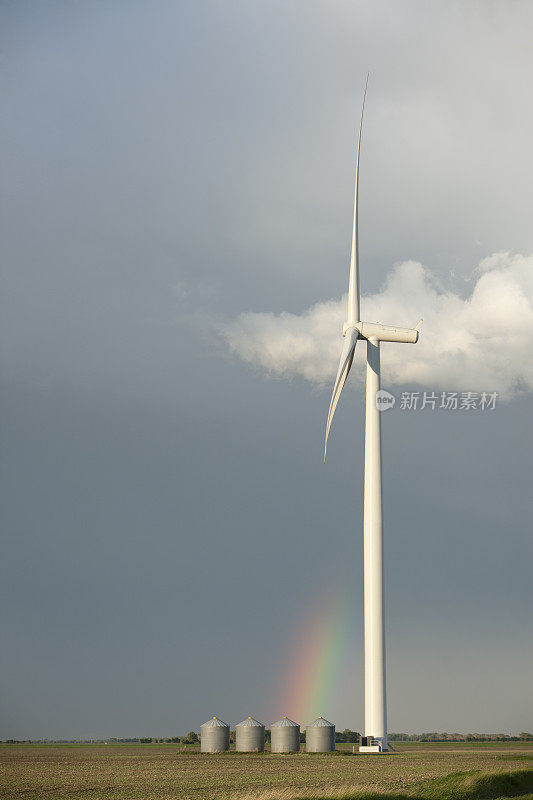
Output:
[222,253,533,399]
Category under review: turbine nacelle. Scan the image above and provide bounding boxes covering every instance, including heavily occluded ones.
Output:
[324,319,420,459]
[342,320,420,344]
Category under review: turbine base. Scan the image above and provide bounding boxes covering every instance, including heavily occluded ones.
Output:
[359,736,388,753]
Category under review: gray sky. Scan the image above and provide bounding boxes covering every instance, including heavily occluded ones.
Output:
[1,0,532,739]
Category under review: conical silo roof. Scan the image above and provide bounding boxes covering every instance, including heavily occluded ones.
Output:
[236,716,264,727]
[201,716,229,728]
[272,716,299,727]
[308,716,334,727]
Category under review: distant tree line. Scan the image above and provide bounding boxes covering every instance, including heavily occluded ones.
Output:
[0,734,198,745]
[388,732,533,742]
[2,731,532,745]
[335,730,361,743]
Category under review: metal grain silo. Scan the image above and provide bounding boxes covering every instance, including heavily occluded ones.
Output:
[270,716,300,752]
[235,716,265,752]
[306,717,335,752]
[200,717,230,752]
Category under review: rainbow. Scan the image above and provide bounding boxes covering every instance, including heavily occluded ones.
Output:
[279,582,359,726]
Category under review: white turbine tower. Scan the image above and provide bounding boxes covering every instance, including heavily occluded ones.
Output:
[324,76,421,754]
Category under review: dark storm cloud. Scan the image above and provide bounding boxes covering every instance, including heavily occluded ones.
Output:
[1,0,532,737]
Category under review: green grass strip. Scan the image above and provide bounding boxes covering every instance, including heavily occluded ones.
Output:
[272,767,533,800]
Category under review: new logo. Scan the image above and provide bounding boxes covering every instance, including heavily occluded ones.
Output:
[376,390,396,411]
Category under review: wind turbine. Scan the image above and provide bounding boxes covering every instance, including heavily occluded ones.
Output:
[324,76,421,754]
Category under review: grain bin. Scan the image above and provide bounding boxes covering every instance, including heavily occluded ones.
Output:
[235,716,265,752]
[306,717,335,752]
[270,716,300,752]
[200,717,230,752]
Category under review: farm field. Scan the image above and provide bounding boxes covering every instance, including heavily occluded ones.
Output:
[1,742,532,800]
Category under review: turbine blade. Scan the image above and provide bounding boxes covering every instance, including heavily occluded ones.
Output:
[324,328,358,460]
[347,72,369,325]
